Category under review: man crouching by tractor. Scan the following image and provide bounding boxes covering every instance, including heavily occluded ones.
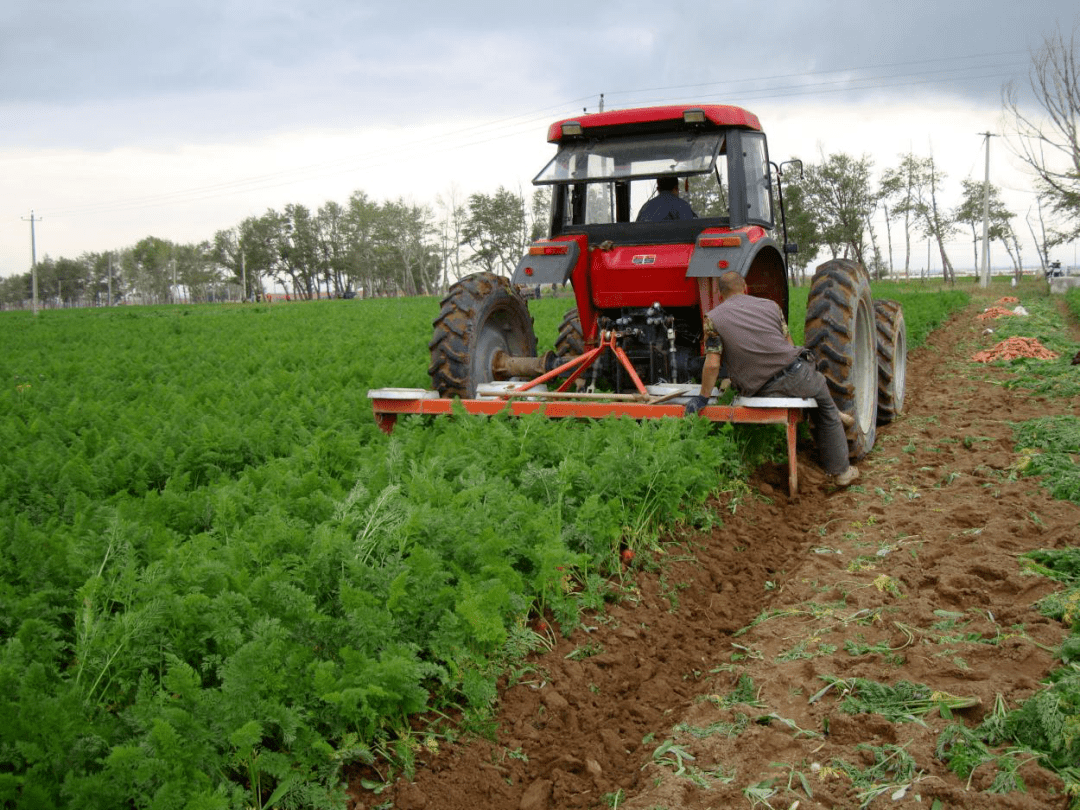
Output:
[685,271,860,489]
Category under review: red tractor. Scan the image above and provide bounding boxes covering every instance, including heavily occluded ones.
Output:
[420,104,906,460]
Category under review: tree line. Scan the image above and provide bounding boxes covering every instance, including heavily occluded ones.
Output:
[777,149,1036,285]
[0,151,1036,311]
[0,186,547,309]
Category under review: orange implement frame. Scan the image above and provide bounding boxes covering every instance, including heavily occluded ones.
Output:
[367,390,811,495]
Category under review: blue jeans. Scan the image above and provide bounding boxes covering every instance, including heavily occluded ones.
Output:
[755,359,850,475]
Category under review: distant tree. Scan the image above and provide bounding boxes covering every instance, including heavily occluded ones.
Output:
[0,272,30,308]
[777,170,823,284]
[41,256,91,305]
[128,236,172,303]
[1004,23,1080,245]
[345,191,383,296]
[172,242,219,302]
[84,252,117,305]
[863,200,888,281]
[954,178,1016,274]
[529,187,552,241]
[436,185,467,293]
[379,199,439,296]
[1025,200,1053,275]
[880,154,921,278]
[1002,227,1025,283]
[316,200,351,297]
[217,215,280,300]
[211,227,245,300]
[801,152,876,269]
[882,152,956,282]
[254,205,321,299]
[284,204,321,299]
[462,187,527,276]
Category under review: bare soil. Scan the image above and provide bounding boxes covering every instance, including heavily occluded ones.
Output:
[351,294,1080,810]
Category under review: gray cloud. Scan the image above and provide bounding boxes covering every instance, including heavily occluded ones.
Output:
[2,0,1072,135]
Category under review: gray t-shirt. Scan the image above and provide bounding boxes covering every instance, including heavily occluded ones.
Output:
[706,294,800,395]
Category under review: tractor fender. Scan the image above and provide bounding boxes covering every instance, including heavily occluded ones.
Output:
[511,238,583,286]
[685,227,780,280]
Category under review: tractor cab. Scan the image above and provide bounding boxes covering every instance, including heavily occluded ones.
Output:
[511,105,790,389]
[535,107,773,237]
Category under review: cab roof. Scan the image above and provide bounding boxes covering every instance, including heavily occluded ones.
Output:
[547,104,762,143]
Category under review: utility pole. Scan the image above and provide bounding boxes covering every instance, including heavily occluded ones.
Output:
[107,253,113,306]
[21,211,41,316]
[978,132,996,288]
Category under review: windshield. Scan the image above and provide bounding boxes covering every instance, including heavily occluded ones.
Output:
[534,132,725,184]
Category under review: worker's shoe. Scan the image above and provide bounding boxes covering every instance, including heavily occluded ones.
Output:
[838,411,855,428]
[830,466,859,488]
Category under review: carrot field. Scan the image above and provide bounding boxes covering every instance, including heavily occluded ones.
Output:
[6,281,1067,809]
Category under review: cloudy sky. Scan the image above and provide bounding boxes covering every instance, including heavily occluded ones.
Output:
[1,0,1077,280]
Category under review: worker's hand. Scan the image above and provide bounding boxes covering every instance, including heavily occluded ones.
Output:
[684,395,710,416]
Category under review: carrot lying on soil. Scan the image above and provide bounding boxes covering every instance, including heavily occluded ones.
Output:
[972,336,1060,363]
[976,306,1016,321]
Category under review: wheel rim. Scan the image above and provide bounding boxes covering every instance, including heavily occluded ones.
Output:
[853,296,876,429]
[893,323,907,413]
[470,306,530,387]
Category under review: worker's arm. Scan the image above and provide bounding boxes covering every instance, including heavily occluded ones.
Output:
[698,351,721,398]
[686,352,721,415]
[687,319,723,415]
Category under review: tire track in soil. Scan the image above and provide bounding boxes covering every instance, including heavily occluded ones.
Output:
[352,297,1080,810]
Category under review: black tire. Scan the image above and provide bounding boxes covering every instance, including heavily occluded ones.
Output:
[428,272,537,398]
[555,308,584,359]
[874,299,907,424]
[804,258,878,460]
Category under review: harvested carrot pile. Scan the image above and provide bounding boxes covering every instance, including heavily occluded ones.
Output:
[972,336,1060,363]
[977,306,1016,321]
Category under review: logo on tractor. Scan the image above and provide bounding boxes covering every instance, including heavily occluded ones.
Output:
[632,255,656,265]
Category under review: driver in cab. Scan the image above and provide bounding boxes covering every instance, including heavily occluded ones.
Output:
[637,176,697,222]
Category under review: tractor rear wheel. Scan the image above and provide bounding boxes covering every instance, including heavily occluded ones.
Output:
[428,272,537,398]
[873,299,907,424]
[555,308,584,359]
[803,258,878,460]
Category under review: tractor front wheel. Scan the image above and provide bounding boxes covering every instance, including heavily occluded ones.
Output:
[428,273,537,398]
[803,258,878,460]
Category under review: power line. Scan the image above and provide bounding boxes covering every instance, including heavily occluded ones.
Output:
[600,49,1029,98]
